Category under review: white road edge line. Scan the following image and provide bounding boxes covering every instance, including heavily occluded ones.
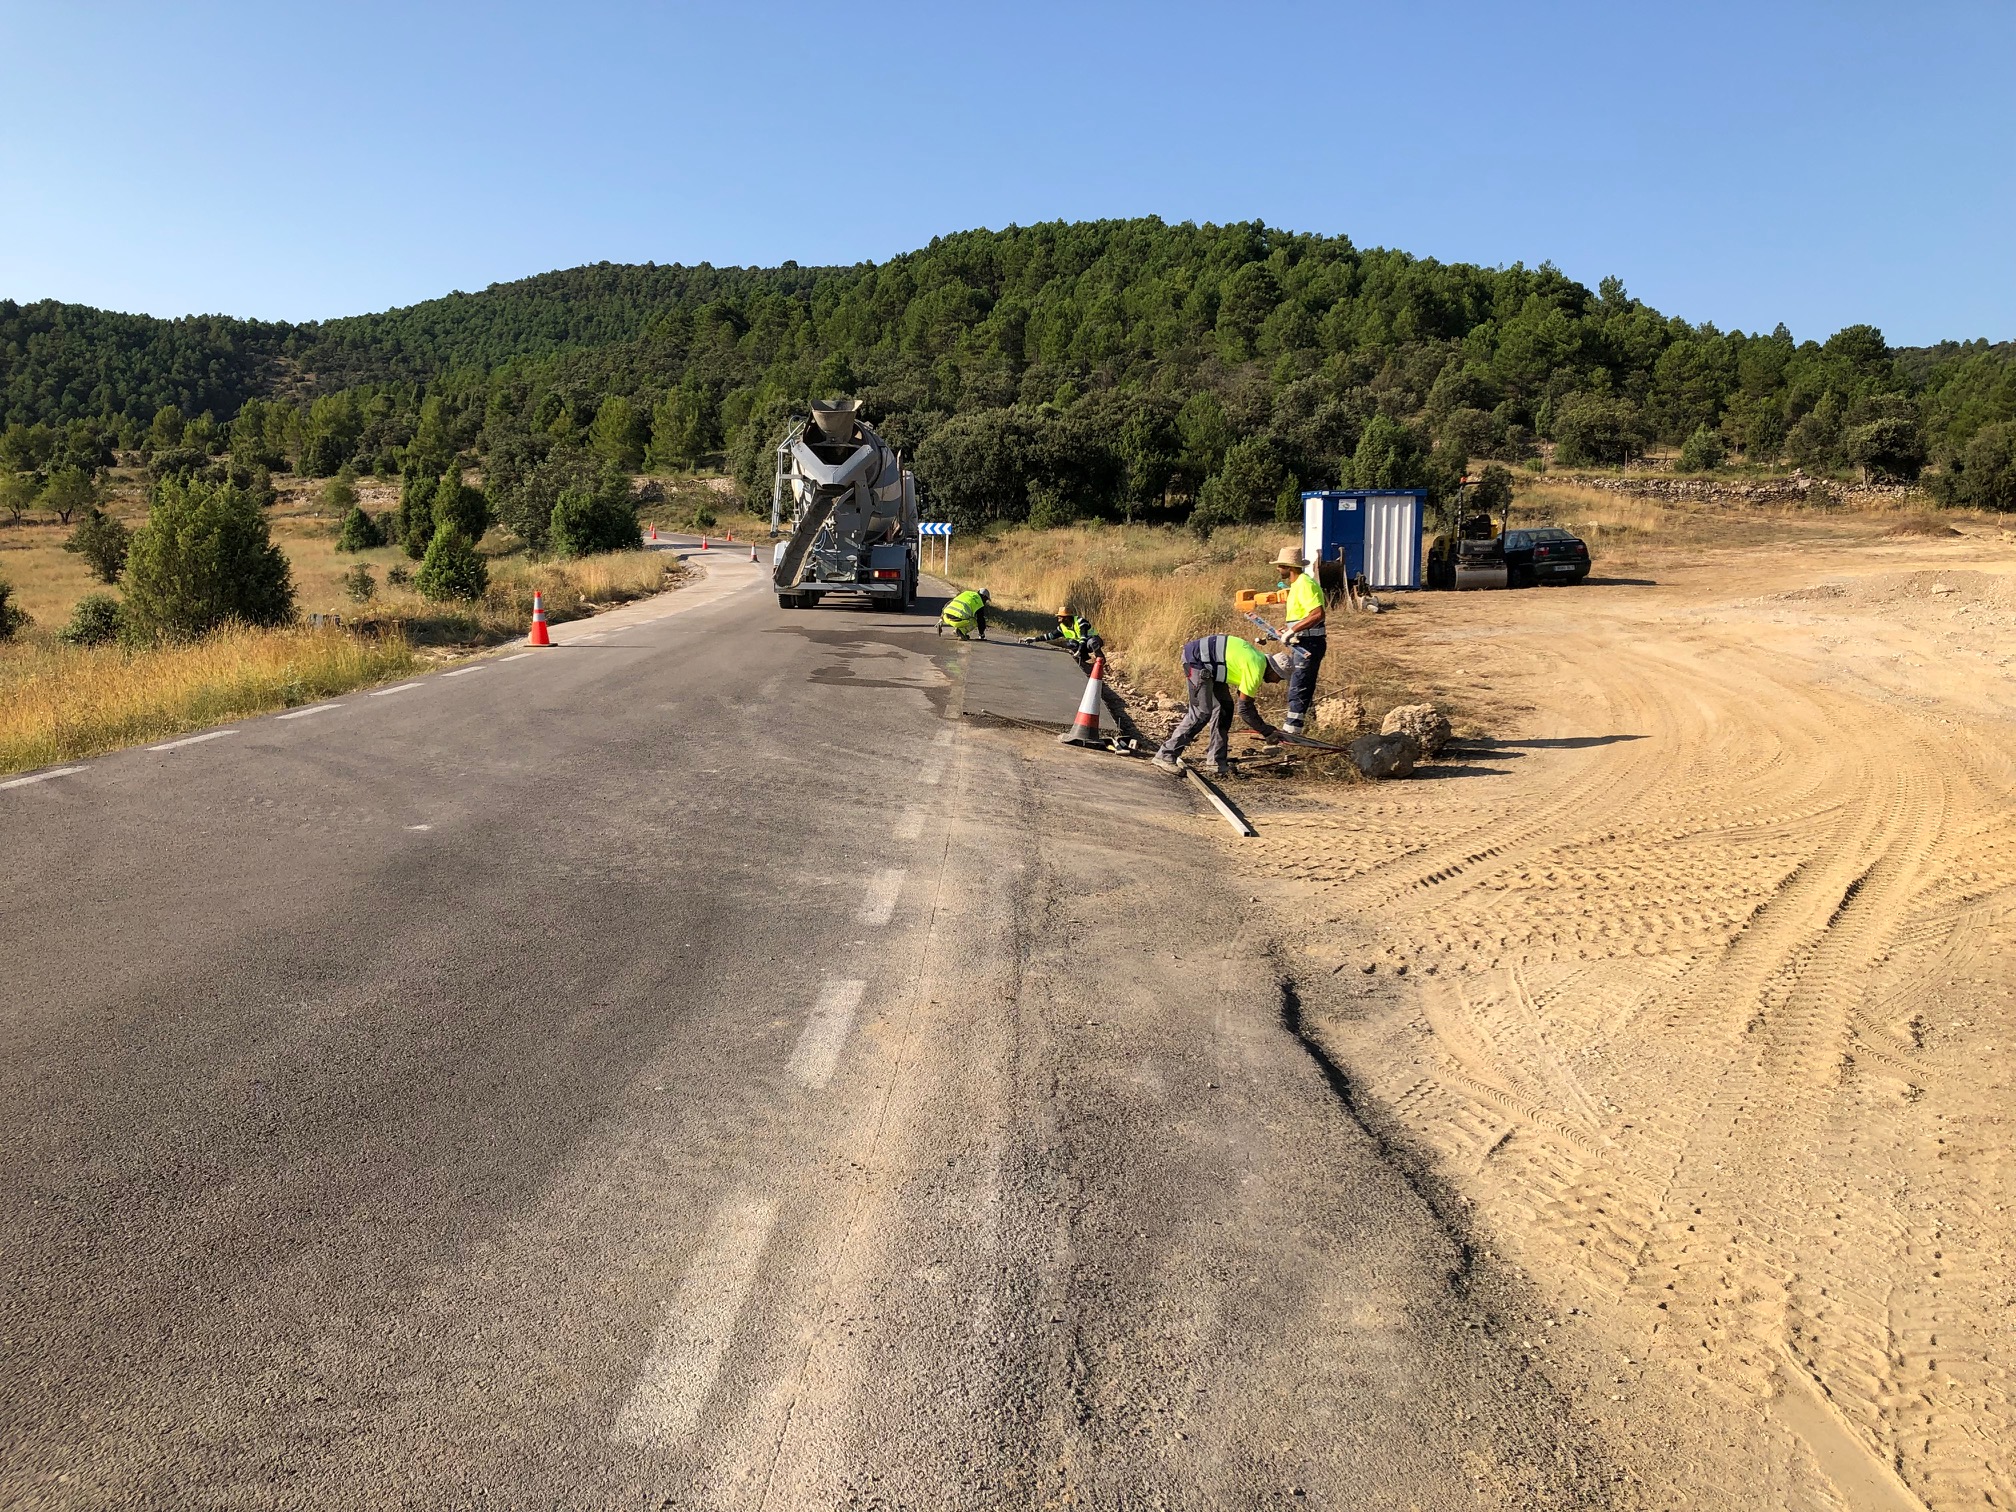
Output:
[497,652,534,662]
[276,703,342,720]
[611,1197,781,1450]
[369,682,422,697]
[786,978,868,1090]
[855,868,906,927]
[150,730,236,752]
[1,766,86,790]
[441,666,485,678]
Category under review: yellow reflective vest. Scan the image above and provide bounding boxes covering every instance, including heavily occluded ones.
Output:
[942,589,985,627]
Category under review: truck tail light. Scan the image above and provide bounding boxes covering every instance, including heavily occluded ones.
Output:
[871,568,901,580]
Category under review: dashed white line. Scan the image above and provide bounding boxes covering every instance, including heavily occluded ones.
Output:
[856,868,906,926]
[442,666,485,678]
[893,808,926,841]
[612,1197,781,1450]
[497,652,534,663]
[1,766,85,790]
[150,730,236,751]
[276,703,342,720]
[786,978,868,1089]
[369,682,422,697]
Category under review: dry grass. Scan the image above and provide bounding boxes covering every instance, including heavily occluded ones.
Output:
[0,472,687,775]
[951,522,1300,696]
[0,624,418,774]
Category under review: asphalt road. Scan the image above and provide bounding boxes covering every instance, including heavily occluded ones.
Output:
[2,555,1617,1510]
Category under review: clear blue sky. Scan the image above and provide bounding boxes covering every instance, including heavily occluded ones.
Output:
[2,0,2010,346]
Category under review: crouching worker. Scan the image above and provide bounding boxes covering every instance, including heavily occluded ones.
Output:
[938,586,990,640]
[1024,604,1104,669]
[1151,634,1286,778]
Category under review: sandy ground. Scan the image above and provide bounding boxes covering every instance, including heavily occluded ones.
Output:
[1230,521,2016,1510]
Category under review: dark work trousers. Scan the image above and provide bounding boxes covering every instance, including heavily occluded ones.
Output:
[1158,666,1234,770]
[1283,637,1326,736]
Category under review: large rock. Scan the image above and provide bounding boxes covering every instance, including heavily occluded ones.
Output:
[1312,694,1366,737]
[1380,703,1451,758]
[1350,732,1419,780]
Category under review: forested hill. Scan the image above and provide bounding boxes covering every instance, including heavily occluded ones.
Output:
[5,218,2016,524]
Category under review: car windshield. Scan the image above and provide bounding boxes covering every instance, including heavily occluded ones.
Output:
[1527,528,1577,541]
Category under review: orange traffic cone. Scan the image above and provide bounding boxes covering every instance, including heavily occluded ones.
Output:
[527,589,553,647]
[700,536,709,552]
[749,544,758,562]
[1057,655,1106,746]
[649,525,657,541]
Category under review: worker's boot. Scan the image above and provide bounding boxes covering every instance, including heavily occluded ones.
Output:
[1151,753,1181,774]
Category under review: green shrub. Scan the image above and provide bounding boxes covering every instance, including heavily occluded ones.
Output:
[321,466,358,514]
[341,564,378,603]
[1677,424,1726,472]
[122,475,295,640]
[1026,485,1072,530]
[335,504,384,551]
[64,507,132,583]
[398,472,438,558]
[0,578,28,640]
[1845,417,1925,482]
[58,592,123,645]
[549,482,642,557]
[414,527,489,601]
[387,564,412,588]
[432,468,491,542]
[1553,395,1646,466]
[690,501,717,530]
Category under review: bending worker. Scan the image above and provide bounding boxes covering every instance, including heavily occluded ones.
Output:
[1023,605,1104,670]
[938,586,991,640]
[1152,634,1286,778]
[1274,545,1326,738]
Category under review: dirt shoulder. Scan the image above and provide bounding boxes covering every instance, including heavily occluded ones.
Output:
[1222,518,2016,1510]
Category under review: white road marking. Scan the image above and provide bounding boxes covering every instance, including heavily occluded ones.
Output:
[893,809,926,841]
[276,703,342,720]
[918,758,946,786]
[406,824,433,831]
[786,978,868,1089]
[442,666,485,678]
[612,1197,781,1449]
[370,682,421,697]
[856,868,905,926]
[497,652,534,663]
[150,730,235,751]
[1,766,85,790]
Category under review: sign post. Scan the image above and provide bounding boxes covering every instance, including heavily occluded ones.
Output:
[920,520,953,576]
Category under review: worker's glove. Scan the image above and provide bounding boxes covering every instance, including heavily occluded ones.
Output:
[1018,636,1037,645]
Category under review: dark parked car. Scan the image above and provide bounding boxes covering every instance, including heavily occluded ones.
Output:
[1500,527,1590,586]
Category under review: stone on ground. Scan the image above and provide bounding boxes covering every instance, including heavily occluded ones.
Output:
[1350,731,1419,780]
[1380,703,1451,757]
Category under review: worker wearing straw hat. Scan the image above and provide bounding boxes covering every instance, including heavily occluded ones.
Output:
[1273,544,1327,737]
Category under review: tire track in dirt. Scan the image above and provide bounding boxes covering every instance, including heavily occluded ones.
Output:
[1239,568,2016,1510]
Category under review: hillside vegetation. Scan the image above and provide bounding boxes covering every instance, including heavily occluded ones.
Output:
[5,219,2016,535]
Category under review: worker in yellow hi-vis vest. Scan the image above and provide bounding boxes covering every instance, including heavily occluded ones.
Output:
[1151,634,1285,778]
[938,587,990,640]
[1273,545,1327,737]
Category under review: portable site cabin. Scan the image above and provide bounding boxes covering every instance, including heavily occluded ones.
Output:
[1300,490,1426,590]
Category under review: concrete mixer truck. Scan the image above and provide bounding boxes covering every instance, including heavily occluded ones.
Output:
[769,400,920,611]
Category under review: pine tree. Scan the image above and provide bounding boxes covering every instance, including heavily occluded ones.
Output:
[414,526,489,601]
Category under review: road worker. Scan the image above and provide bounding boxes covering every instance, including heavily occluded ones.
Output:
[1023,604,1104,670]
[1273,545,1327,737]
[1151,634,1286,778]
[938,586,991,640]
